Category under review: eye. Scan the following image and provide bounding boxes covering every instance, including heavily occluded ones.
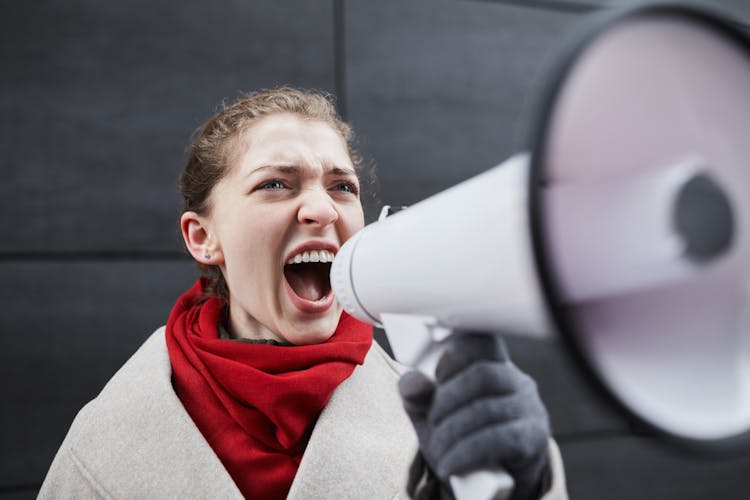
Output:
[332,181,359,195]
[257,179,287,190]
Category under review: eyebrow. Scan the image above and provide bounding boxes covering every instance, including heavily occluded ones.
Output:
[249,164,358,177]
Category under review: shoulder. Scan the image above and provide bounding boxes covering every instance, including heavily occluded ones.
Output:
[65,327,176,441]
[328,340,408,418]
[58,327,173,446]
[40,328,173,497]
[40,327,241,499]
[363,338,410,376]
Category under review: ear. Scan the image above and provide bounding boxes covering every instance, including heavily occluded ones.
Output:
[180,211,224,266]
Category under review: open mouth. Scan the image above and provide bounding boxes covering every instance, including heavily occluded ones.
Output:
[283,250,334,302]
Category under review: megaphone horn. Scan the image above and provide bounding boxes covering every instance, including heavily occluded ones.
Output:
[332,2,750,498]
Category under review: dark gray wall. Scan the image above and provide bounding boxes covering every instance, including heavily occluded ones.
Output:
[3,0,750,498]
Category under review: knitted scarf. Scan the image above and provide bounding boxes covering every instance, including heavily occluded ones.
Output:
[166,279,372,498]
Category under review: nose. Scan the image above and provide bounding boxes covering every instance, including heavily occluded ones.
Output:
[297,187,339,227]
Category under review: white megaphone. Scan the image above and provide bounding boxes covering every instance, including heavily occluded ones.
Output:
[332,3,750,499]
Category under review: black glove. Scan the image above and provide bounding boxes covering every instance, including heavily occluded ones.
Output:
[399,333,551,500]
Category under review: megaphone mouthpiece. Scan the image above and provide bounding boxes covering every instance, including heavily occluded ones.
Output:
[674,172,734,262]
[546,157,735,303]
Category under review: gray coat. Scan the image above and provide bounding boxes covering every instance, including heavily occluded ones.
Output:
[39,328,567,499]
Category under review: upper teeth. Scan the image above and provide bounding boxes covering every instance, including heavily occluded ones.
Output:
[286,249,335,265]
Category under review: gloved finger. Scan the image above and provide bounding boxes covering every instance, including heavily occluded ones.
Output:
[434,418,550,481]
[426,391,540,460]
[398,370,436,415]
[429,361,534,425]
[435,333,509,384]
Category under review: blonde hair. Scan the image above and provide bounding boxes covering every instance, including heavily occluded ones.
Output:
[179,87,361,299]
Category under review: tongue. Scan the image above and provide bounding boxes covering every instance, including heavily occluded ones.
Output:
[284,264,329,301]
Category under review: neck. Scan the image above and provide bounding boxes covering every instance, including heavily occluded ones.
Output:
[225,304,287,344]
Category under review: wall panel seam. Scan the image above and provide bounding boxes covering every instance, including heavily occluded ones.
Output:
[333,0,348,119]
[462,0,598,14]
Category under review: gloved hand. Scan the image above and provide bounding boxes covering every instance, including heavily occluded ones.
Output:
[398,333,551,500]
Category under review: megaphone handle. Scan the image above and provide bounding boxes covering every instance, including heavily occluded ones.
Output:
[450,468,514,500]
[380,314,516,500]
[412,339,515,500]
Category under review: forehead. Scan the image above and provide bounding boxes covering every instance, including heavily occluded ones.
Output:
[236,113,351,168]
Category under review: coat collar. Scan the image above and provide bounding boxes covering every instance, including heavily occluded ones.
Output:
[289,342,417,499]
[67,328,416,499]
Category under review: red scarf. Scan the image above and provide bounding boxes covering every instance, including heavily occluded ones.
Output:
[166,279,372,499]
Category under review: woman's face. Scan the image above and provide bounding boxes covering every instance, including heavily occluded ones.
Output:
[190,113,364,345]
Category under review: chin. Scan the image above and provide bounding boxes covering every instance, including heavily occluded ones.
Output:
[285,314,341,345]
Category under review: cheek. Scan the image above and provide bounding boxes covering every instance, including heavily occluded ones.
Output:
[340,205,365,239]
[222,222,280,278]
[226,207,286,252]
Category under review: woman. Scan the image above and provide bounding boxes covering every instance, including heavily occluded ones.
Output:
[40,88,567,499]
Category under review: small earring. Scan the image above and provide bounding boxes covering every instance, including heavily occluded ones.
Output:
[203,253,211,260]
